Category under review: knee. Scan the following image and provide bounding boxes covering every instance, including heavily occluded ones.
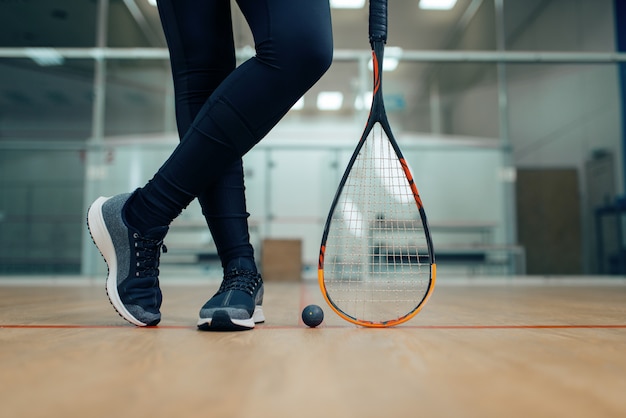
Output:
[288,31,334,82]
[257,28,333,85]
[306,40,334,81]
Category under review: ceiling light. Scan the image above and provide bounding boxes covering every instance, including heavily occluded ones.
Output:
[317,91,344,111]
[330,0,366,9]
[419,0,457,10]
[147,0,157,6]
[368,46,402,72]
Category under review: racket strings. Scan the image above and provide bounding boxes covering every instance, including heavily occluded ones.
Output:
[324,124,431,322]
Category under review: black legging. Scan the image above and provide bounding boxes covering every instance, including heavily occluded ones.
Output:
[126,0,333,271]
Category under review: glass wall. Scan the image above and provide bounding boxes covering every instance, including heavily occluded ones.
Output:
[0,0,623,276]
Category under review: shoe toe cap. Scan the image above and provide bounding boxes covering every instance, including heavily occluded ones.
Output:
[126,304,161,326]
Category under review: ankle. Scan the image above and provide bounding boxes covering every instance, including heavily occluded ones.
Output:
[224,257,257,274]
[123,189,170,235]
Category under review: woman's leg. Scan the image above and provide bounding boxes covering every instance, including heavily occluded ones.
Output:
[193,0,333,330]
[155,0,256,274]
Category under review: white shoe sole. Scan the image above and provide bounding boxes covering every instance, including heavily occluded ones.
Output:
[88,196,148,327]
[197,305,265,330]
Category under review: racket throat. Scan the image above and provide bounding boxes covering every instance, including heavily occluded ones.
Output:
[370,42,386,116]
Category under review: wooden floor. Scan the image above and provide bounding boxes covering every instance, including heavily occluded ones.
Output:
[1,277,626,418]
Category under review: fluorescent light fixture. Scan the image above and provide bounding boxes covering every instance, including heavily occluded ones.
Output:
[368,46,402,72]
[147,0,157,6]
[25,48,65,66]
[354,91,373,111]
[330,0,365,9]
[317,91,344,111]
[291,97,304,110]
[419,0,457,10]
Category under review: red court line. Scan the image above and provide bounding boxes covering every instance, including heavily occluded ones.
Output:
[1,324,626,330]
[406,324,626,329]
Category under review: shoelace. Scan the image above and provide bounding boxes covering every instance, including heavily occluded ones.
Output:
[218,269,261,296]
[133,232,167,278]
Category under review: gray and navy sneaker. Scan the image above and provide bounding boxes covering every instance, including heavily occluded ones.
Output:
[197,268,265,331]
[87,193,168,327]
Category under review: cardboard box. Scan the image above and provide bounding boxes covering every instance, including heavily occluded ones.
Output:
[261,239,302,281]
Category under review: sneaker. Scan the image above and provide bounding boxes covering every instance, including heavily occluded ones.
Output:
[197,268,265,331]
[87,193,168,327]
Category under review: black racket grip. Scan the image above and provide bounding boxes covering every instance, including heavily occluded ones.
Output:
[369,0,388,43]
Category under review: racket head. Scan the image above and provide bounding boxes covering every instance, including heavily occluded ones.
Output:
[317,0,435,328]
[318,120,436,328]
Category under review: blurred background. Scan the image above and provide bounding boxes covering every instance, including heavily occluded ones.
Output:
[0,0,624,279]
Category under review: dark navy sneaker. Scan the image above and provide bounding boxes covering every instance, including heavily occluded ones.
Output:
[87,193,168,327]
[197,268,264,331]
